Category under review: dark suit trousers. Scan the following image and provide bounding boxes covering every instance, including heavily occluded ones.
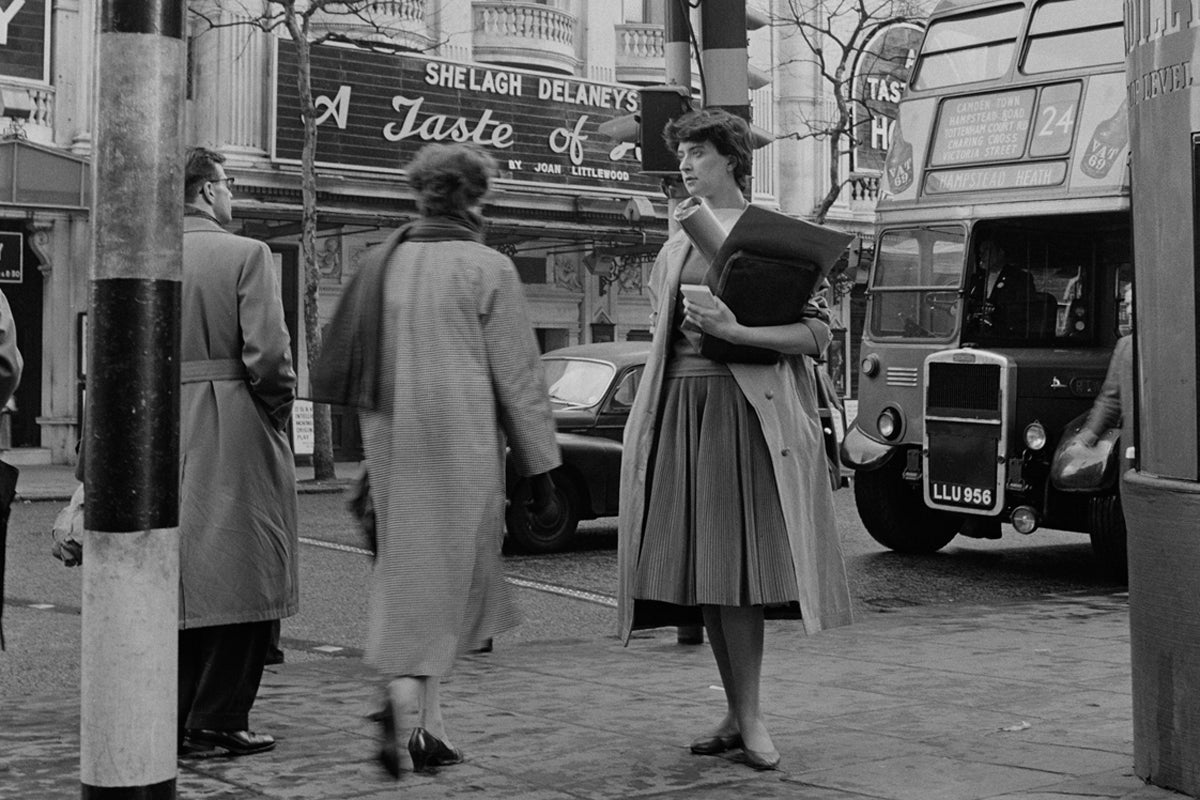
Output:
[179,620,272,733]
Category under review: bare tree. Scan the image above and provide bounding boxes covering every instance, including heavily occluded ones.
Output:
[775,0,927,224]
[190,1,436,480]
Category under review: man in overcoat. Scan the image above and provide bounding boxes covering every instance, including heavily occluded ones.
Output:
[0,288,21,648]
[178,147,298,756]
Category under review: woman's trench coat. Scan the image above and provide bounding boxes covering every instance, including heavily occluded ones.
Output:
[617,230,854,640]
[178,215,299,629]
[360,238,561,677]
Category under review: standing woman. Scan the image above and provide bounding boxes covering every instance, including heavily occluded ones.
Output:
[356,144,561,776]
[617,109,854,770]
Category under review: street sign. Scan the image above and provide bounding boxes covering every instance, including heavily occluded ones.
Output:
[0,231,22,283]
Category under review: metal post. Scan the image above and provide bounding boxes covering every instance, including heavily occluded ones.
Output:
[666,0,704,647]
[699,0,750,120]
[82,1,185,797]
[1124,15,1200,796]
[699,0,752,206]
[663,0,693,235]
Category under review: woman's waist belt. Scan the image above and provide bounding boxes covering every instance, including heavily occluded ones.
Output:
[181,359,247,384]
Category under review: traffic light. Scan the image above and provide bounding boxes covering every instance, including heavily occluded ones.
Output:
[639,85,693,174]
[596,85,694,175]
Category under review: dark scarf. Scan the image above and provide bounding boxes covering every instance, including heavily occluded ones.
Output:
[310,211,487,409]
[400,210,485,244]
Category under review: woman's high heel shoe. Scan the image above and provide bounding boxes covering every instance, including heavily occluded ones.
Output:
[376,680,419,778]
[376,698,403,778]
[408,727,466,772]
[408,728,438,773]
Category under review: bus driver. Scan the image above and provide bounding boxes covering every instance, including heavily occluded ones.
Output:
[968,239,1037,337]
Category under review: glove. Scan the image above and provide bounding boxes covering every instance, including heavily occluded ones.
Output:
[51,484,85,567]
[527,472,560,528]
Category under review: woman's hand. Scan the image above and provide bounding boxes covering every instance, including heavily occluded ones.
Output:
[684,296,740,340]
[686,293,827,356]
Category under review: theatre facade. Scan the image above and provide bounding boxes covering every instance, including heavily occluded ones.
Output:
[0,1,889,464]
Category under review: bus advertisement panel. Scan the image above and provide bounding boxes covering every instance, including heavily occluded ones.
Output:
[842,0,1132,577]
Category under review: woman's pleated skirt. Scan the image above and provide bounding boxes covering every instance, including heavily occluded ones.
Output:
[633,374,799,608]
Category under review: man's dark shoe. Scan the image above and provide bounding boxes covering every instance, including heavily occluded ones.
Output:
[177,739,221,758]
[185,729,276,756]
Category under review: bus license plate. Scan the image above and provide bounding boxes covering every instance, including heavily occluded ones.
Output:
[929,481,994,509]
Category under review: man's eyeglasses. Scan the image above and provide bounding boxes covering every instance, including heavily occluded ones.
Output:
[210,176,236,188]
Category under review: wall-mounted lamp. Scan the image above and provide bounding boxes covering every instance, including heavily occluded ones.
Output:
[0,89,32,121]
[623,196,656,223]
[582,251,620,296]
[0,89,31,140]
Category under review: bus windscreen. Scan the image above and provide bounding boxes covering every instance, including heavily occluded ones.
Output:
[911,5,1024,90]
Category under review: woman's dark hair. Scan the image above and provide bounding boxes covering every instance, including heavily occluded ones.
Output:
[663,109,753,191]
[406,144,498,217]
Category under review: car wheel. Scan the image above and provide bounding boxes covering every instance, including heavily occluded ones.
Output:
[854,458,962,553]
[1088,493,1128,583]
[505,475,581,554]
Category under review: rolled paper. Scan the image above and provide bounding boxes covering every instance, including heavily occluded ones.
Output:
[674,198,727,264]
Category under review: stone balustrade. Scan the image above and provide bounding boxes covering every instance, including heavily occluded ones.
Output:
[614,22,664,85]
[312,0,430,47]
[472,2,578,74]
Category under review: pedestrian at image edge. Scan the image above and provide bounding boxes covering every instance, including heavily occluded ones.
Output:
[318,142,560,778]
[0,289,19,408]
[176,146,299,757]
[616,108,854,772]
[0,288,21,649]
[1079,285,1134,463]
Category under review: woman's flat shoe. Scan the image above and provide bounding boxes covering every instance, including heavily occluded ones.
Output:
[741,747,782,771]
[689,732,743,755]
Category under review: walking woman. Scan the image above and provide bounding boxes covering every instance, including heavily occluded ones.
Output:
[617,109,854,770]
[350,144,561,776]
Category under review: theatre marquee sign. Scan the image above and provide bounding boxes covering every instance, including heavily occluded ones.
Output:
[272,42,660,192]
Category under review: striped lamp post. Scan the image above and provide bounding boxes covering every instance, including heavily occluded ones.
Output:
[82,1,185,797]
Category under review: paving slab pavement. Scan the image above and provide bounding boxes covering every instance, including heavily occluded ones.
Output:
[1,463,1189,798]
[8,461,355,503]
[1,589,1192,799]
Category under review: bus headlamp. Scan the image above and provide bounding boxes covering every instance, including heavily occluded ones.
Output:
[861,354,880,378]
[1024,422,1047,451]
[877,407,901,440]
[1011,506,1038,534]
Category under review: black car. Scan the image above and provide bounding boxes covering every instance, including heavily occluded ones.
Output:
[505,341,648,553]
[504,341,845,553]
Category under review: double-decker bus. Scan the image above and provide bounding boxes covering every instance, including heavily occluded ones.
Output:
[841,0,1130,574]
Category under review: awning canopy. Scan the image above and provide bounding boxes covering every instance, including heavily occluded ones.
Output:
[0,138,90,211]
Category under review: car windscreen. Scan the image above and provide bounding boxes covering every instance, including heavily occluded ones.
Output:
[542,358,617,408]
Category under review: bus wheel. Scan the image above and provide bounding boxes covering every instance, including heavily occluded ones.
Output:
[854,462,962,553]
[505,475,581,554]
[1088,494,1128,583]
